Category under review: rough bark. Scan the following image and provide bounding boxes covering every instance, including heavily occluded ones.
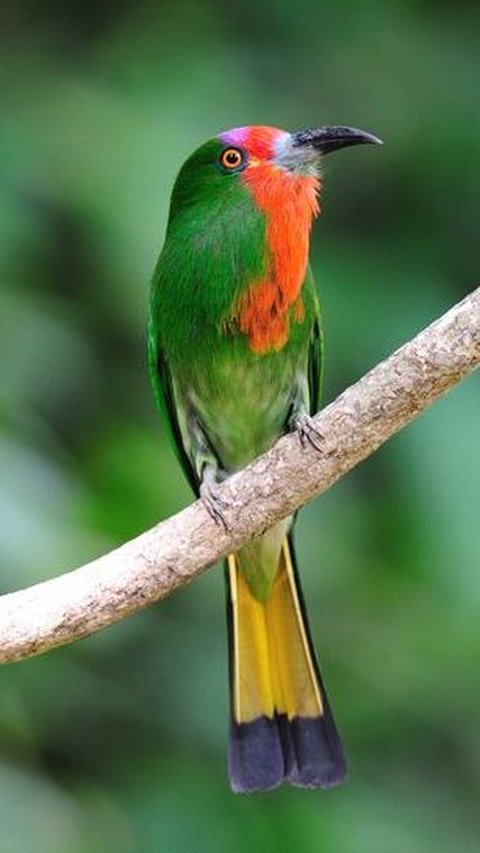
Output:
[0,288,479,664]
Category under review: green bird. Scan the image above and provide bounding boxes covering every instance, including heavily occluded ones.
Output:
[149,123,382,792]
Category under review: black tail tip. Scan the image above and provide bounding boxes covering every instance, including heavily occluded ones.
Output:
[229,713,347,793]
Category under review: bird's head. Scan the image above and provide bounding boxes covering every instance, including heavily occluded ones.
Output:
[168,124,382,221]
[218,124,382,174]
[163,124,382,354]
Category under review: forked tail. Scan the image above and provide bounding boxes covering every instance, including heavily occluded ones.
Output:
[226,535,346,792]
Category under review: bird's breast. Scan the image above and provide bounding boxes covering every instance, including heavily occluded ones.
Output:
[228,165,320,354]
[185,344,303,471]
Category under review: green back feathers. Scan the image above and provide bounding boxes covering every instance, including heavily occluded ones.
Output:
[150,138,267,367]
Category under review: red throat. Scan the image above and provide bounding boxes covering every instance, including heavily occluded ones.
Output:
[228,126,320,354]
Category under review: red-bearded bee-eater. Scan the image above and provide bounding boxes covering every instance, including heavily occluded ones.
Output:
[149,124,382,792]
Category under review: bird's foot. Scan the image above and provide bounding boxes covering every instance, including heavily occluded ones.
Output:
[295,413,326,453]
[200,480,230,531]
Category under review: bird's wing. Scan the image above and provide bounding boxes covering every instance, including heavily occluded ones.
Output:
[148,314,199,493]
[306,268,324,414]
[292,265,324,419]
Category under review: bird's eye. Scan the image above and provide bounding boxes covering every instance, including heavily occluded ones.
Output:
[219,147,246,171]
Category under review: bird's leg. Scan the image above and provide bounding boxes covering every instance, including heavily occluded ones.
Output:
[199,464,230,531]
[294,413,326,453]
[183,399,231,530]
[287,378,326,453]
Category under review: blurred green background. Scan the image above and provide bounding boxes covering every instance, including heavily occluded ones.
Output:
[1,1,480,851]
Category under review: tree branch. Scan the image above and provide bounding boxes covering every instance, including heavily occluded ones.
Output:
[1,288,479,664]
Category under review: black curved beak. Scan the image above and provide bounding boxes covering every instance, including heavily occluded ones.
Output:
[292,125,383,155]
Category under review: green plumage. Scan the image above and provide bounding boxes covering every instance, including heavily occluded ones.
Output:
[147,122,381,792]
[148,136,323,599]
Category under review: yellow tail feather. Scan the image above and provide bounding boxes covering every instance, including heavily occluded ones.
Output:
[228,538,323,724]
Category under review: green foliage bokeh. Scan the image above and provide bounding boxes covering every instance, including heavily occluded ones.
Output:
[1,1,480,850]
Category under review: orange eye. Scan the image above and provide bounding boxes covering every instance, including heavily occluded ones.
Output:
[219,147,245,171]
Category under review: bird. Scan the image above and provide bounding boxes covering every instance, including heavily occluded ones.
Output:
[148,123,382,792]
